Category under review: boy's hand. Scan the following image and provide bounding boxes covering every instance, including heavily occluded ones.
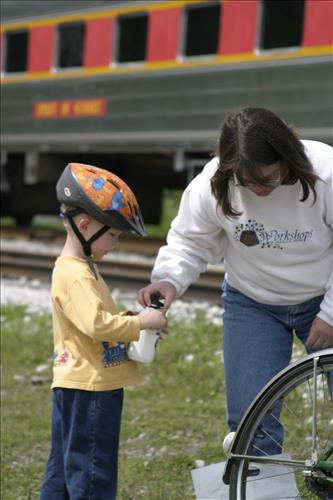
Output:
[139,310,168,332]
[306,317,333,348]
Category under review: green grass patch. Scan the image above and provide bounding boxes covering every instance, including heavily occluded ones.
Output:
[146,189,182,239]
[1,306,227,499]
[0,217,16,228]
[1,307,54,499]
[0,216,65,233]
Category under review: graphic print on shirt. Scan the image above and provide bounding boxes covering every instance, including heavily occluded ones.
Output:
[234,219,313,250]
[102,341,128,367]
[54,349,71,366]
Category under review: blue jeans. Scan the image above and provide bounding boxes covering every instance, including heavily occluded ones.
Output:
[222,281,332,455]
[40,387,124,500]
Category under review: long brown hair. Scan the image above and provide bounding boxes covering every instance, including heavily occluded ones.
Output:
[211,107,319,217]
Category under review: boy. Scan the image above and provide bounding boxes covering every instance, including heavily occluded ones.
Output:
[40,163,167,500]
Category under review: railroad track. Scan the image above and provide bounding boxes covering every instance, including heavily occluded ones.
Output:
[1,227,165,256]
[1,247,225,303]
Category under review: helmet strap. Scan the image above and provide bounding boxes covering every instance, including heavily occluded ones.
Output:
[66,214,109,280]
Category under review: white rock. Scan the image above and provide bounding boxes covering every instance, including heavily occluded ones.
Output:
[35,363,50,373]
[194,459,205,468]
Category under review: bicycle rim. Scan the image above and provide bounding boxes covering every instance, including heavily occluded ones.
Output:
[228,351,333,500]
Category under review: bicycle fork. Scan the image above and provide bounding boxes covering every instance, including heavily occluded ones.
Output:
[303,356,333,494]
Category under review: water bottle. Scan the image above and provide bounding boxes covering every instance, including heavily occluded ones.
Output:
[127,299,164,364]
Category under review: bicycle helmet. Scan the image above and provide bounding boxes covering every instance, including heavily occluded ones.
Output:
[56,163,146,277]
[57,163,146,236]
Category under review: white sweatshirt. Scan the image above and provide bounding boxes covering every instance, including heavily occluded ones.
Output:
[152,140,333,325]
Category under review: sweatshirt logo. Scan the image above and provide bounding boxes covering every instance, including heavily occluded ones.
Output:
[234,219,313,250]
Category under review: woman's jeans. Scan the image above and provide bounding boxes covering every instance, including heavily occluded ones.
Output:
[40,387,124,500]
[222,281,332,455]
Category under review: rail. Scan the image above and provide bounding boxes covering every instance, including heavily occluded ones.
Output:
[0,227,164,256]
[1,247,225,303]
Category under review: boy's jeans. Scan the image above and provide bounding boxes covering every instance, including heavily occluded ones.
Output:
[40,387,123,500]
[222,280,332,455]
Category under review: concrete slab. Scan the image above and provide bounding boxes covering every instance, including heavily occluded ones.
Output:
[191,454,299,499]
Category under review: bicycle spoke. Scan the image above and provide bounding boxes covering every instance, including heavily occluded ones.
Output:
[257,427,284,452]
[246,470,301,483]
[230,454,307,467]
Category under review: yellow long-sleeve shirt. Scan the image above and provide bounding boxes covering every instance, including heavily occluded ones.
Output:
[51,256,141,391]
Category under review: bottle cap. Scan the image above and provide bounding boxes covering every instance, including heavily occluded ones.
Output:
[149,298,164,309]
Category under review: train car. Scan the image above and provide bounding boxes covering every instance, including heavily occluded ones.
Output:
[1,0,332,225]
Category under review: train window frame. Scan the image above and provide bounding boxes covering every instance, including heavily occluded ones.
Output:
[4,29,29,74]
[256,0,305,53]
[114,11,148,65]
[55,21,85,71]
[180,1,221,60]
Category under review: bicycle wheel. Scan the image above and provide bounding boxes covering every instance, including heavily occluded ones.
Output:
[225,349,333,500]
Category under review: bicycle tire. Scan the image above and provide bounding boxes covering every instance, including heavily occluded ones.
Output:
[227,349,333,500]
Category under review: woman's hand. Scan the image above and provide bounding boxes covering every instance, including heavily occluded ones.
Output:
[306,317,333,349]
[138,281,177,312]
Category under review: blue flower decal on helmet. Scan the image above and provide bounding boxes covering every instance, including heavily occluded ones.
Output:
[110,191,126,211]
[92,178,105,190]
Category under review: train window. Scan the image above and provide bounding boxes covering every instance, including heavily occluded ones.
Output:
[184,2,220,57]
[260,0,305,50]
[57,22,85,68]
[5,30,28,72]
[116,13,148,63]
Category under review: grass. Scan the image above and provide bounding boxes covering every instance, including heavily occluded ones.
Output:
[1,307,54,499]
[2,307,329,499]
[145,189,182,239]
[1,306,227,500]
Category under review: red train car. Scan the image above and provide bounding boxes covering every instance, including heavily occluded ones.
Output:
[1,0,332,225]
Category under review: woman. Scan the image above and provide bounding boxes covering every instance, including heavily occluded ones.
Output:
[138,107,333,454]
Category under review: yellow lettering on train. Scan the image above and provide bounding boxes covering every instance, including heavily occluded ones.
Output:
[35,101,58,118]
[59,101,71,117]
[73,99,104,116]
[33,99,106,119]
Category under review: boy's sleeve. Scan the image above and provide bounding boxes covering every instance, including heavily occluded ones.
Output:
[63,279,141,342]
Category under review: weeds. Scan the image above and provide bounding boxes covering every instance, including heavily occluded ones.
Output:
[1,306,227,500]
